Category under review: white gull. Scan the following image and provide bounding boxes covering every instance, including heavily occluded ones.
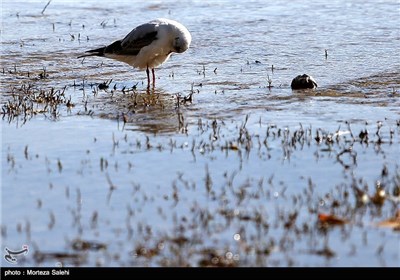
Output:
[79,18,192,87]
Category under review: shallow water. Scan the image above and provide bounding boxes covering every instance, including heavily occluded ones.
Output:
[1,0,400,267]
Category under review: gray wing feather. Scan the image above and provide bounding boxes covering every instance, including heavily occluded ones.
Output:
[117,23,159,55]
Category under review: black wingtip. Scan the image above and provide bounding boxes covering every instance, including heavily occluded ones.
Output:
[87,46,106,55]
[77,40,124,59]
[77,46,106,59]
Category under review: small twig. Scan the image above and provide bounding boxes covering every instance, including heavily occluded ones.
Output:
[41,0,52,15]
[267,74,273,89]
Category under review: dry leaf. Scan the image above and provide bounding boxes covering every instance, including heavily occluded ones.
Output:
[377,210,400,229]
[318,213,348,225]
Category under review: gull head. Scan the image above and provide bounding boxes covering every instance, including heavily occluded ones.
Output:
[173,32,191,53]
[166,19,191,54]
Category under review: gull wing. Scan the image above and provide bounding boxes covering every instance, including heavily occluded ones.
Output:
[80,21,160,57]
[113,22,159,56]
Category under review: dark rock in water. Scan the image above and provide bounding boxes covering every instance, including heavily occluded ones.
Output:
[291,74,318,89]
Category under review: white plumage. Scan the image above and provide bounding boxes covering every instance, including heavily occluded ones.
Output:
[79,18,192,87]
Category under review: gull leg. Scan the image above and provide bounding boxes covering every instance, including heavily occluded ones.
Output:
[146,67,150,87]
[152,68,155,87]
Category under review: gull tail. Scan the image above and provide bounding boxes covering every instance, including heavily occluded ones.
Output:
[77,46,106,59]
[78,40,123,59]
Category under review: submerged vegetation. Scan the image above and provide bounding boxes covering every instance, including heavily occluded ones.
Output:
[1,44,399,267]
[2,86,399,266]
